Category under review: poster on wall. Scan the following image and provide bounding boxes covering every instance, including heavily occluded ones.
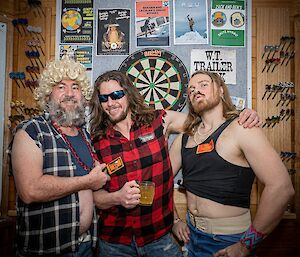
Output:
[59,45,93,70]
[173,0,208,45]
[211,0,245,47]
[135,0,170,47]
[231,96,245,110]
[190,49,236,84]
[96,9,130,56]
[60,0,93,44]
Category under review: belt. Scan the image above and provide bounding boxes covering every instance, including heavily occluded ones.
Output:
[188,210,251,235]
[78,231,91,243]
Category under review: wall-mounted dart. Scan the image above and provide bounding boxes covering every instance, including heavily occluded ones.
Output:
[280,151,296,162]
[25,50,39,67]
[25,79,38,91]
[279,109,287,120]
[270,45,280,59]
[28,0,46,17]
[33,26,45,43]
[9,72,27,88]
[262,45,272,59]
[18,18,29,35]
[27,39,45,56]
[266,84,277,100]
[283,36,295,52]
[279,36,290,51]
[27,25,45,43]
[262,84,271,100]
[285,109,294,121]
[262,58,273,72]
[271,58,281,72]
[266,58,277,72]
[12,19,22,35]
[25,50,44,68]
[27,25,38,40]
[262,117,271,128]
[26,66,40,80]
[285,93,296,106]
[285,51,295,66]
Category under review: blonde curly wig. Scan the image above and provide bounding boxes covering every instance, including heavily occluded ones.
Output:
[34,55,92,109]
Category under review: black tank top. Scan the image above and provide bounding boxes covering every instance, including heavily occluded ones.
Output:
[182,118,255,208]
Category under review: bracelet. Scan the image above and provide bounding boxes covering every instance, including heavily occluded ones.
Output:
[174,217,181,224]
[240,224,265,251]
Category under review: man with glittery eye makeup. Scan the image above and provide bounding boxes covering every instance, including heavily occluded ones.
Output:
[88,70,260,257]
[170,70,294,257]
[8,56,110,257]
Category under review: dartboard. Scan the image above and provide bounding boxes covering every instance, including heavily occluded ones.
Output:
[118,49,189,111]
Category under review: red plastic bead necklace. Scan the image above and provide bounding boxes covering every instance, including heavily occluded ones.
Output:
[52,122,95,173]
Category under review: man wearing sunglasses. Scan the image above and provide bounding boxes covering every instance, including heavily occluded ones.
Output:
[89,70,260,257]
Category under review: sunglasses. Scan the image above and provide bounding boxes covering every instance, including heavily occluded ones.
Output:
[98,90,126,103]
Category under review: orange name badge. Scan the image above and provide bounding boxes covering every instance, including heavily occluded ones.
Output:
[196,139,214,154]
[105,157,124,175]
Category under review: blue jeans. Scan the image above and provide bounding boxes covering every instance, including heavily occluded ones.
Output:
[98,233,183,257]
[186,215,257,257]
[58,241,93,257]
[16,241,93,257]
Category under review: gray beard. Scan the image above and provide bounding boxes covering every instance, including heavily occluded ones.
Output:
[47,98,86,127]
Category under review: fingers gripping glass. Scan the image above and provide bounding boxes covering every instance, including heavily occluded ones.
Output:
[98,90,125,103]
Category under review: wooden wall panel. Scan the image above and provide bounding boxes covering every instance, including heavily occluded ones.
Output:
[2,0,56,216]
[0,0,15,17]
[0,14,14,216]
[294,16,300,220]
[256,8,292,151]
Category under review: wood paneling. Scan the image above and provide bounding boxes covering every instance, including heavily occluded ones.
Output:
[294,16,300,220]
[2,0,56,216]
[0,14,13,216]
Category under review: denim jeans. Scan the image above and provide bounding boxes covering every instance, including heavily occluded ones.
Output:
[16,241,93,257]
[57,241,93,257]
[98,233,183,257]
[186,215,257,257]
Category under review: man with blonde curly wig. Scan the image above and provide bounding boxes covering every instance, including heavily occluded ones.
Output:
[8,55,110,257]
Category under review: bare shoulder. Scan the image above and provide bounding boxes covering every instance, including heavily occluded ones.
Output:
[229,118,268,146]
[12,129,41,153]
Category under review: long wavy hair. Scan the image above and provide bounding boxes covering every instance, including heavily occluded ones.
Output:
[89,70,155,139]
[34,55,92,109]
[183,70,238,135]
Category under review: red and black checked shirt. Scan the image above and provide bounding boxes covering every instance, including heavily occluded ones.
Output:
[93,110,174,246]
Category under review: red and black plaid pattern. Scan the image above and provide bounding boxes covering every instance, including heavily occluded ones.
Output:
[94,110,174,247]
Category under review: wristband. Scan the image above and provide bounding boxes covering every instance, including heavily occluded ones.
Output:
[240,224,265,251]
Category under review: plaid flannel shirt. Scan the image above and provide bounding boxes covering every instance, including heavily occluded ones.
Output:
[8,114,98,256]
[94,110,174,246]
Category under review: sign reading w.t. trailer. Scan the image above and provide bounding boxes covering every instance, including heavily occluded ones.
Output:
[190,49,236,84]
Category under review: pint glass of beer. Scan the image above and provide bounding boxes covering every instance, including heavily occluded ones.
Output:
[139,181,155,206]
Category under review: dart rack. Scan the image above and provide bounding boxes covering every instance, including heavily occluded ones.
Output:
[254,8,299,219]
[1,0,55,217]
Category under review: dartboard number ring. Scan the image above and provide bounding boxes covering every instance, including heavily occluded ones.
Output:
[118,49,189,111]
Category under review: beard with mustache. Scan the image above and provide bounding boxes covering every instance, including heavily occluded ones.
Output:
[47,96,86,127]
[191,92,221,115]
[107,105,129,124]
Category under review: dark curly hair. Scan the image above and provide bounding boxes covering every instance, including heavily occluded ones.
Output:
[89,70,155,139]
